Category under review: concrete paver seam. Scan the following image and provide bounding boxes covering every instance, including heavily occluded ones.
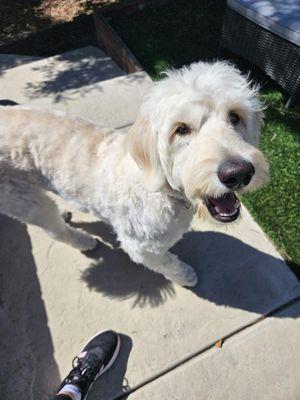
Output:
[112,295,300,400]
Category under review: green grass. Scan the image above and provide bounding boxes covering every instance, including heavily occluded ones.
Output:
[111,0,300,275]
[242,92,300,273]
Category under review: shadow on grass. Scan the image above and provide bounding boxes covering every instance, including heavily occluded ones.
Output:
[110,0,227,78]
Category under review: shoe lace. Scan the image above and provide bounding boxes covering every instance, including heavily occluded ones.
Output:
[66,353,100,384]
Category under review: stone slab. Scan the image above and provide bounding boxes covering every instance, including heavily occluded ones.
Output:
[1,195,298,400]
[0,46,152,128]
[127,300,300,400]
[28,71,152,128]
[0,54,41,74]
[0,46,125,104]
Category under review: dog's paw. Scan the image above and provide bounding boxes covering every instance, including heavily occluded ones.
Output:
[68,228,98,251]
[81,239,101,255]
[173,261,198,287]
[62,211,73,223]
[78,235,98,252]
[178,269,198,287]
[183,266,198,287]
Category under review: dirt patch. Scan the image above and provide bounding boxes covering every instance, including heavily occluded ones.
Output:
[0,1,118,47]
[37,0,117,22]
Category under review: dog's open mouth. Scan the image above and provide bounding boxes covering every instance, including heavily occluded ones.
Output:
[204,192,240,223]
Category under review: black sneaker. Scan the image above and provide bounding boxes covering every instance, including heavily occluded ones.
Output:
[57,330,120,399]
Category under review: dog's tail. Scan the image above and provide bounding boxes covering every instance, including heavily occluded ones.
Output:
[0,99,19,106]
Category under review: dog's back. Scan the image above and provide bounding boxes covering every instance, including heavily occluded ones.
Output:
[0,106,105,174]
[0,106,36,171]
[0,105,117,205]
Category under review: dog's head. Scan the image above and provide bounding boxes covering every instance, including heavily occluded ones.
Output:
[126,61,268,223]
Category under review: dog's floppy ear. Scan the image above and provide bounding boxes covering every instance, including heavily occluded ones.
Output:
[125,114,165,190]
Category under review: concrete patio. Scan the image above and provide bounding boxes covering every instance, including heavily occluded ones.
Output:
[0,47,299,400]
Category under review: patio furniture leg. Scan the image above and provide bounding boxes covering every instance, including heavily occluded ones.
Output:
[285,92,299,109]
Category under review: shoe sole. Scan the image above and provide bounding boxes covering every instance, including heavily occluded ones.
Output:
[83,331,121,400]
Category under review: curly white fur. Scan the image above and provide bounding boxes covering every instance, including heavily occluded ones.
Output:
[0,61,268,286]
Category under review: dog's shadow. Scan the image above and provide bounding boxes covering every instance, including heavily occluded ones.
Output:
[73,219,300,315]
[72,220,176,308]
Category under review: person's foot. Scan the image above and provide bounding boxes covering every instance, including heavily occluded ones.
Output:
[57,330,120,399]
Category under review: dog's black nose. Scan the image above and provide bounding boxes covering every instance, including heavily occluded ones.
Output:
[217,159,255,189]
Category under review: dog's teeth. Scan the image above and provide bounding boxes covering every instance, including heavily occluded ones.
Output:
[219,211,237,217]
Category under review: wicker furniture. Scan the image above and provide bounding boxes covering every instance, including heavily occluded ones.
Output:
[221,0,300,107]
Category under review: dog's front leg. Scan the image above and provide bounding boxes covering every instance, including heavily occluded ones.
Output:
[139,251,198,287]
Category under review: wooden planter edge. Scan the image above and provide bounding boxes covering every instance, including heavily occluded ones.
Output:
[93,11,143,74]
[93,0,170,74]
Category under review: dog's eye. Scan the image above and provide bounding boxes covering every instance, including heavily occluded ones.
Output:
[175,123,191,136]
[229,112,240,126]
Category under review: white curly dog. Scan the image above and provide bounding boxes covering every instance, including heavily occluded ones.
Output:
[0,62,268,287]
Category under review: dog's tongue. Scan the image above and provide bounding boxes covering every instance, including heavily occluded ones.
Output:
[209,192,237,214]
